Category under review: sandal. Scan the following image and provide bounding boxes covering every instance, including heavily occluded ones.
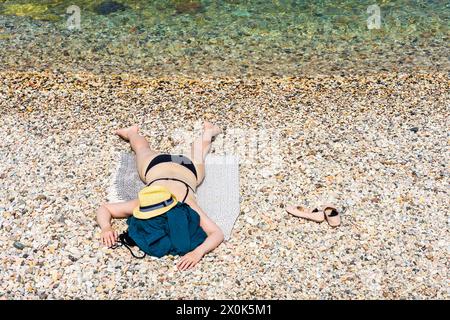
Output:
[320,204,340,227]
[286,205,325,223]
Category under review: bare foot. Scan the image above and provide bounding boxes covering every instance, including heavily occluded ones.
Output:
[203,121,222,141]
[116,125,139,141]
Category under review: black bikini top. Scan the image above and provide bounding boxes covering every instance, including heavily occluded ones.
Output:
[147,178,195,203]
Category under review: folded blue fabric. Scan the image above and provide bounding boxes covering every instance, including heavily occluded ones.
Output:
[127,202,207,258]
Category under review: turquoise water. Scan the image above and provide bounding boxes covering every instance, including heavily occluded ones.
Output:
[0,0,448,76]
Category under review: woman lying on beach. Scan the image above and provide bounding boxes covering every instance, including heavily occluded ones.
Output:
[97,122,224,271]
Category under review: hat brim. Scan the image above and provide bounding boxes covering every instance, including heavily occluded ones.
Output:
[133,197,178,219]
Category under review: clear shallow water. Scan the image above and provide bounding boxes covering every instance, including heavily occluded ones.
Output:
[0,0,448,77]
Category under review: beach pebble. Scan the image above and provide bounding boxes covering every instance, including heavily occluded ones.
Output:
[13,241,25,250]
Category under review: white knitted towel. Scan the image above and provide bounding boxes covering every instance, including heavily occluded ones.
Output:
[107,153,240,240]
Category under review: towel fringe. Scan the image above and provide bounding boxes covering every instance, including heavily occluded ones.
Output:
[106,154,126,203]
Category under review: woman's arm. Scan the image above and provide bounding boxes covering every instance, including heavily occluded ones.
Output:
[96,199,139,247]
[177,201,224,271]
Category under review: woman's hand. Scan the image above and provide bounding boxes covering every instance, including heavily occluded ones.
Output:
[177,249,204,271]
[97,200,137,248]
[100,227,118,248]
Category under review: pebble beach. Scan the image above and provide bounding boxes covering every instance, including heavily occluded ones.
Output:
[1,0,449,300]
[0,70,448,299]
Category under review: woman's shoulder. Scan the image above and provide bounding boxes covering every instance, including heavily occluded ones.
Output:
[184,199,208,218]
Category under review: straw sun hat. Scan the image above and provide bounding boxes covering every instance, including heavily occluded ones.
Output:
[133,185,178,219]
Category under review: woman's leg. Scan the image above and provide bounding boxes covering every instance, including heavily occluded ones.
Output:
[116,126,158,182]
[191,122,222,185]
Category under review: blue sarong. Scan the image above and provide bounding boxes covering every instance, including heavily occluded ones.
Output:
[127,202,207,258]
